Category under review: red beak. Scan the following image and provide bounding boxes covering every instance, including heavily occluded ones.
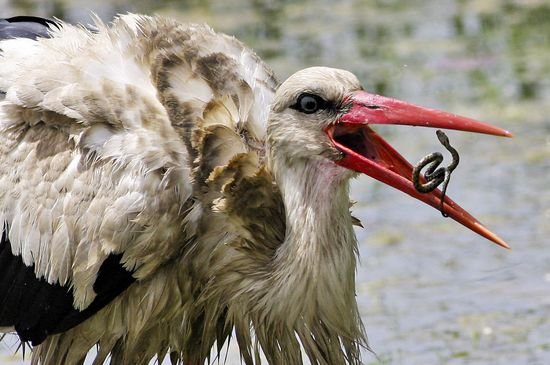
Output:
[327,91,512,248]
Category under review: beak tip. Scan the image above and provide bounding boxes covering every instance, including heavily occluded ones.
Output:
[480,225,510,249]
[468,221,510,249]
[502,129,513,138]
[495,239,511,250]
[482,125,512,138]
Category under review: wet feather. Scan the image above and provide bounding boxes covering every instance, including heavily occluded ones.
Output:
[0,14,366,365]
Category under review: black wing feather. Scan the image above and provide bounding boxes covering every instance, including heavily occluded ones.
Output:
[0,227,136,345]
[0,16,58,40]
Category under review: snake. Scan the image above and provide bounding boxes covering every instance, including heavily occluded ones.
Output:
[412,130,460,217]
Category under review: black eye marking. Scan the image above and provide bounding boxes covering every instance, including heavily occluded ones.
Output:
[291,93,329,114]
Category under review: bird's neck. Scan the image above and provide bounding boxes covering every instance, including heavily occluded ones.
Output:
[276,159,356,264]
[268,158,360,329]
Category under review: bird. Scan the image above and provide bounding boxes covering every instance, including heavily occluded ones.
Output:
[0,14,511,365]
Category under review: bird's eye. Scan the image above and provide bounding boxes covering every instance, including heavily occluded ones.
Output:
[293,93,327,114]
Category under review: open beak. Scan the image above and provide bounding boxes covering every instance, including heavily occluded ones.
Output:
[327,90,512,248]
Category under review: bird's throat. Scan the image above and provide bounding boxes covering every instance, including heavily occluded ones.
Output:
[270,159,359,319]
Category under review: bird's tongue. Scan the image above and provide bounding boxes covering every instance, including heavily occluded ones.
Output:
[328,91,511,248]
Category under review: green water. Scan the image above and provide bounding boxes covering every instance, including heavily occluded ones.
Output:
[1,1,549,364]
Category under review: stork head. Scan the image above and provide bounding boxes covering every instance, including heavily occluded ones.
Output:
[268,66,511,248]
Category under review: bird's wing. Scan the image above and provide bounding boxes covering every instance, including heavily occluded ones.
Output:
[0,14,280,346]
[0,15,178,345]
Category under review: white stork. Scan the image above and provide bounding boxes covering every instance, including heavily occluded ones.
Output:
[0,14,510,365]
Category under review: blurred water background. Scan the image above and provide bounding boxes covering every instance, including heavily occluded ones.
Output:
[1,0,549,364]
